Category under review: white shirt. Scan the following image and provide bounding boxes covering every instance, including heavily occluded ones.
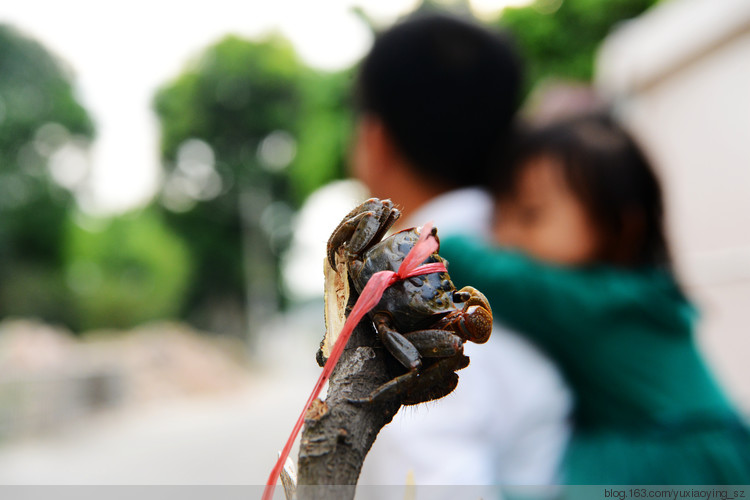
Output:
[357,187,572,487]
[406,187,495,241]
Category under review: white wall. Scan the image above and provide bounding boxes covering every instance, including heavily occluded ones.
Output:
[596,0,750,410]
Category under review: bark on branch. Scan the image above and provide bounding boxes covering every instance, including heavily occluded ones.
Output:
[294,316,401,500]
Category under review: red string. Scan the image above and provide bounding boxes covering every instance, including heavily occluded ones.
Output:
[262,222,445,500]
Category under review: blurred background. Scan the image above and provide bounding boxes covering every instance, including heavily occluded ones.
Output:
[0,0,748,487]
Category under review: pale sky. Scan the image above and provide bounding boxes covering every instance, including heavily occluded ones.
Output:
[2,0,528,214]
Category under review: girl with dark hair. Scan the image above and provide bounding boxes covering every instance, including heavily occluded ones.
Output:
[438,113,750,483]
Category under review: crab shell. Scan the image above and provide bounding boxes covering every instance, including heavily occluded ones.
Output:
[348,228,458,332]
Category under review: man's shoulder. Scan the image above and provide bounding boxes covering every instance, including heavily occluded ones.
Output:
[405,187,493,238]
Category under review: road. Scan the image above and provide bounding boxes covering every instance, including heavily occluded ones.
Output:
[0,311,323,486]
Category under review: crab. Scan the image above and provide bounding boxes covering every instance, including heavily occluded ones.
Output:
[321,198,493,406]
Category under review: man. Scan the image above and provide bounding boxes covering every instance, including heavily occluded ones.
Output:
[351,13,572,487]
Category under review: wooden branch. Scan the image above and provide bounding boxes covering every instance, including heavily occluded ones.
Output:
[295,317,401,500]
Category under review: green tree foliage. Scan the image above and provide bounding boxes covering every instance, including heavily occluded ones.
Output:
[291,68,353,205]
[153,35,304,336]
[0,25,95,325]
[153,34,352,336]
[497,0,660,91]
[156,35,301,166]
[63,210,191,331]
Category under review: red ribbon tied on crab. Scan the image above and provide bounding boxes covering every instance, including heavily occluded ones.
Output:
[263,222,445,500]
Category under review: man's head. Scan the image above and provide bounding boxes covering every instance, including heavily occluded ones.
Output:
[352,13,523,201]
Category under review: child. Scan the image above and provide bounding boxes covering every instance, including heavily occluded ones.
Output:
[438,113,750,484]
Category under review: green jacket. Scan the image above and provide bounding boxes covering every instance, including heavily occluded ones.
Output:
[440,235,750,484]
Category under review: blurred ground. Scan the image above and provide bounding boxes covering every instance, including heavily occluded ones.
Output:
[0,305,323,485]
[0,300,747,487]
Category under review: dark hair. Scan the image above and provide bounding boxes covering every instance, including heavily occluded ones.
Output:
[355,13,523,187]
[501,113,672,269]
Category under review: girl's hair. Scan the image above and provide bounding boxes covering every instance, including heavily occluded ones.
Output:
[499,112,673,269]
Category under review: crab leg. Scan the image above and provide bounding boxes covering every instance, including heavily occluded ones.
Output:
[366,206,400,249]
[346,211,391,257]
[403,330,464,358]
[349,368,419,405]
[326,210,372,267]
[400,354,470,405]
[325,198,400,267]
[351,317,464,405]
[372,312,421,371]
[349,353,470,405]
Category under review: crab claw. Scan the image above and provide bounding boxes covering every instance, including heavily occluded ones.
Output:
[458,303,493,344]
[439,286,493,344]
[326,198,400,268]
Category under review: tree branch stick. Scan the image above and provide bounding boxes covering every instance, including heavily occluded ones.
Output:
[295,317,401,500]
